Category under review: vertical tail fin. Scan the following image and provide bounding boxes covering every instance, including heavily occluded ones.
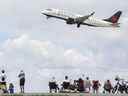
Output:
[104,11,122,23]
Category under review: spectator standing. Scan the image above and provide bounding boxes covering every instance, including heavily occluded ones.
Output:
[103,80,112,93]
[62,76,70,90]
[92,80,101,94]
[49,77,58,93]
[18,70,25,93]
[78,78,84,92]
[84,77,92,93]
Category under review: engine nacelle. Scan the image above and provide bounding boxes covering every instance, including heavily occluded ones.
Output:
[66,18,75,24]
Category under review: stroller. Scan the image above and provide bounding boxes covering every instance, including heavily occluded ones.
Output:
[112,78,128,94]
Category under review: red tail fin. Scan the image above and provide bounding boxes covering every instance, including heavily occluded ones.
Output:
[104,11,122,23]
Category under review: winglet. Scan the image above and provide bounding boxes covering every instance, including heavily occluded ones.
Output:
[90,12,95,16]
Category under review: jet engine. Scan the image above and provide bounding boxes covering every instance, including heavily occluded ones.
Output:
[66,18,75,24]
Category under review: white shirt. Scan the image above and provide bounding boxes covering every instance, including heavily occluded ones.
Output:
[64,79,70,83]
[0,73,7,82]
[18,71,25,79]
[84,80,91,88]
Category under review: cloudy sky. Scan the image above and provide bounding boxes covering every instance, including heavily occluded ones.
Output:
[0,0,128,92]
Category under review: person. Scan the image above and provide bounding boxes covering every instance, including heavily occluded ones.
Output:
[115,75,120,81]
[49,77,58,93]
[103,80,112,93]
[71,80,78,92]
[112,76,128,94]
[18,70,25,93]
[62,76,70,90]
[84,77,92,93]
[92,80,101,94]
[9,83,14,94]
[68,80,78,92]
[78,78,84,92]
[0,70,7,92]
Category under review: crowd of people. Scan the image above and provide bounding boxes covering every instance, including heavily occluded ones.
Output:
[48,75,128,94]
[0,70,127,94]
[0,69,25,94]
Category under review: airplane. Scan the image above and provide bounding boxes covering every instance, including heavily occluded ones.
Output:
[42,8,122,28]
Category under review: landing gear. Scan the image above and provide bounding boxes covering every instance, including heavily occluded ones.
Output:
[77,23,81,28]
[46,16,50,19]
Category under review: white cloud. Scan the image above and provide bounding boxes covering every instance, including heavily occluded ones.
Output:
[0,34,98,92]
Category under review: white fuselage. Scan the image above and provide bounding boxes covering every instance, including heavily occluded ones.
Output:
[42,9,118,27]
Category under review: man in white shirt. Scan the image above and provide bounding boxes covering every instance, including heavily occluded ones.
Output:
[84,77,92,93]
[62,76,70,90]
[49,77,58,93]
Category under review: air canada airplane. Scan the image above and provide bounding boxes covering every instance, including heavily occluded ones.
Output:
[42,8,122,28]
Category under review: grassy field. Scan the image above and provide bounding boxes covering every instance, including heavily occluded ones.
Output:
[0,93,127,96]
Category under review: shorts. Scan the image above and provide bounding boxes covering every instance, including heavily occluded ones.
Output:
[1,82,6,85]
[20,78,25,86]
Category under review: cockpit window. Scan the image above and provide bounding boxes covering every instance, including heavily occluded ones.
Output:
[46,9,52,11]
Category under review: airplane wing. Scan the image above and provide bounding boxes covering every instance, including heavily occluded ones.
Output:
[75,12,95,21]
[74,12,95,27]
[42,9,95,27]
[42,9,72,21]
[44,13,70,21]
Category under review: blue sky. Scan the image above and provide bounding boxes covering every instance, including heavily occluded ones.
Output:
[0,0,128,92]
[0,32,10,42]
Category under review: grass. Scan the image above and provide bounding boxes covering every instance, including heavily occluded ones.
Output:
[0,93,128,96]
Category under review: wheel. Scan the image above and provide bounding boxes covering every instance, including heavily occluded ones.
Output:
[125,88,128,94]
[112,87,117,94]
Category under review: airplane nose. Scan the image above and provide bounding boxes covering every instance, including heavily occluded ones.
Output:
[41,10,46,14]
[42,10,49,15]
